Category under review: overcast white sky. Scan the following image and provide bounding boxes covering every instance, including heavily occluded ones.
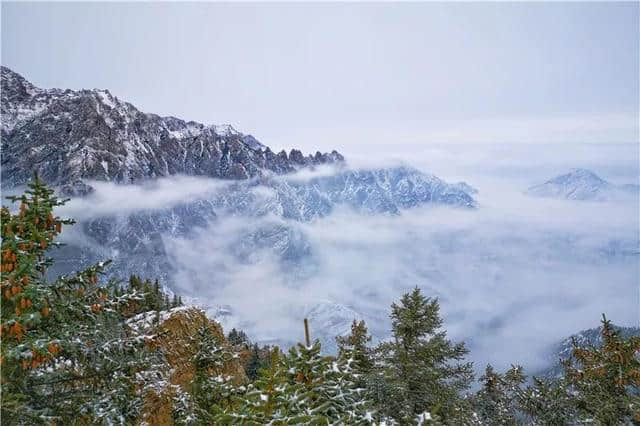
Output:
[2,2,638,153]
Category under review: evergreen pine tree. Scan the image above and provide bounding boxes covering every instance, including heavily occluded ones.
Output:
[190,326,242,422]
[246,343,262,381]
[216,339,377,425]
[517,376,576,424]
[228,328,249,347]
[1,175,164,424]
[377,287,473,423]
[471,365,525,425]
[336,319,374,375]
[284,340,375,424]
[563,314,640,424]
[215,347,297,425]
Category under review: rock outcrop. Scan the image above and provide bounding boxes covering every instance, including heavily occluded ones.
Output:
[1,66,343,190]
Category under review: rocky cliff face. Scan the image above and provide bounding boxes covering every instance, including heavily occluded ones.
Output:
[3,67,480,359]
[2,67,476,289]
[49,165,476,285]
[1,66,343,192]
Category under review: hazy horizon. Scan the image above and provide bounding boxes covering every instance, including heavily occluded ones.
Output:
[2,2,638,154]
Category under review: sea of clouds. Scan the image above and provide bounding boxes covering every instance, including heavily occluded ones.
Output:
[51,142,639,374]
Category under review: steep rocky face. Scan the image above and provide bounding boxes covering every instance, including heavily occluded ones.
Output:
[48,167,475,285]
[49,166,476,285]
[1,66,343,190]
[526,168,639,201]
[3,66,481,360]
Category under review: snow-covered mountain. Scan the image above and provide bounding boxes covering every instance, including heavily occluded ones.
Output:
[526,168,639,201]
[1,66,343,192]
[49,165,476,285]
[1,67,482,357]
[0,68,477,287]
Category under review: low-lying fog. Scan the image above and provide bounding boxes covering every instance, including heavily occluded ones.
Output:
[55,142,638,373]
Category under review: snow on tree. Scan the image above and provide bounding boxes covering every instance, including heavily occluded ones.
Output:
[214,346,299,424]
[336,319,375,375]
[1,175,165,424]
[188,325,245,423]
[283,340,375,424]
[470,364,525,425]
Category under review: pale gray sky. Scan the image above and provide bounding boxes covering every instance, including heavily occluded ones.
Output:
[2,2,638,153]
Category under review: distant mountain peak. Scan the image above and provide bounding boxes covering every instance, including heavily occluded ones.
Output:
[556,168,607,184]
[526,168,637,201]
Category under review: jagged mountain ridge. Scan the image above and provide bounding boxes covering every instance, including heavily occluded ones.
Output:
[0,70,478,282]
[51,165,477,283]
[47,166,478,354]
[1,66,343,191]
[526,168,639,201]
[2,66,481,358]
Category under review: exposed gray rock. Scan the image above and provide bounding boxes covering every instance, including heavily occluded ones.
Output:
[2,66,478,330]
[48,166,476,284]
[1,66,343,189]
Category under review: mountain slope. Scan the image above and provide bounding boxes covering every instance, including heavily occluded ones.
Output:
[1,66,343,191]
[526,168,639,201]
[3,66,480,359]
[50,166,476,284]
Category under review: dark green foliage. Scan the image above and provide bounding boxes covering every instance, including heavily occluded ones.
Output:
[218,340,375,424]
[228,327,249,347]
[213,347,297,425]
[285,340,374,423]
[471,365,526,425]
[245,343,262,381]
[227,328,276,383]
[517,376,576,424]
[376,287,473,424]
[563,315,640,424]
[183,325,244,424]
[1,175,165,424]
[336,319,375,375]
[125,274,177,315]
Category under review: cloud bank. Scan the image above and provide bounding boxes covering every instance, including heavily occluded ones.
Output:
[52,142,638,374]
[164,188,637,371]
